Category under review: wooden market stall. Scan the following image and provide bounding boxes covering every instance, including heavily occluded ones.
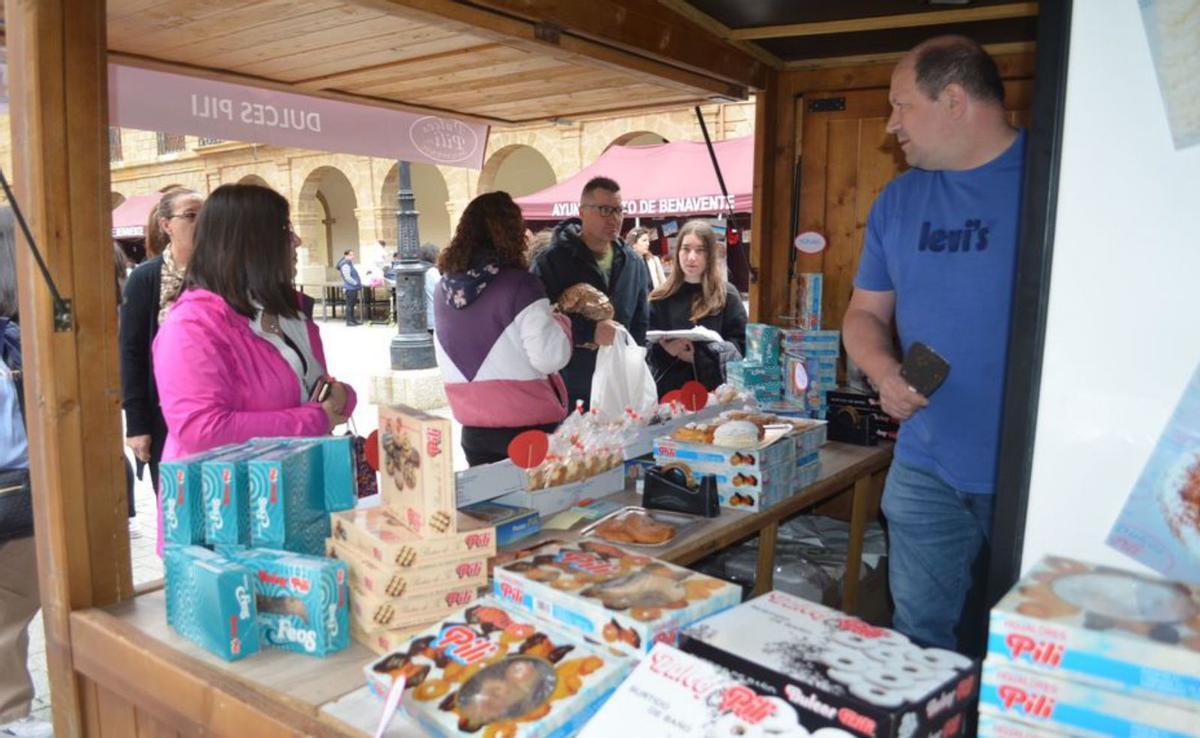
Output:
[2,1,1044,735]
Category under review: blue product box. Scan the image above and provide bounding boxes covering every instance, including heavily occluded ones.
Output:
[160,444,242,546]
[163,544,260,661]
[248,442,329,556]
[253,435,357,513]
[459,501,541,547]
[796,273,823,330]
[726,360,782,386]
[202,443,283,546]
[744,324,782,366]
[229,548,349,657]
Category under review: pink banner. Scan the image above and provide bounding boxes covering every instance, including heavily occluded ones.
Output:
[108,64,488,169]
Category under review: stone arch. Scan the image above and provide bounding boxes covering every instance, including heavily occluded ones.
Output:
[477,144,557,199]
[379,162,452,253]
[296,166,360,271]
[607,130,669,150]
[158,183,187,193]
[238,174,271,188]
[111,192,126,209]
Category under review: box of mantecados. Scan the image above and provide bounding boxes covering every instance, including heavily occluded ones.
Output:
[680,590,979,738]
[378,404,455,536]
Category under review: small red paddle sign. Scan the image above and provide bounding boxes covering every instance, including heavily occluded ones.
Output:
[365,430,380,472]
[661,389,683,405]
[680,381,709,411]
[508,430,549,469]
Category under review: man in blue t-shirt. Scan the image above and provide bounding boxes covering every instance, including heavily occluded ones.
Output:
[844,36,1025,654]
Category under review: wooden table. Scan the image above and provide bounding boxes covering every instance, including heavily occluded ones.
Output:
[74,442,892,737]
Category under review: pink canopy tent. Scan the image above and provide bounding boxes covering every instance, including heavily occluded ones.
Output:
[111,193,162,239]
[515,136,753,220]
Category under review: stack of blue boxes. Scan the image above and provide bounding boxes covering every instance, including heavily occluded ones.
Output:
[161,436,357,661]
[780,329,841,419]
[727,323,785,405]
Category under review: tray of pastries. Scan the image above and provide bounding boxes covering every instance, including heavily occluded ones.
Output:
[578,506,704,548]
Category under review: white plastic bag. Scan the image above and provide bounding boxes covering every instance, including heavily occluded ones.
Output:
[590,325,657,419]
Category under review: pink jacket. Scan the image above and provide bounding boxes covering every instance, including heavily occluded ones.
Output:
[153,289,356,461]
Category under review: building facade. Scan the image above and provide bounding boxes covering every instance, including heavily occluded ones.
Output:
[1,102,753,286]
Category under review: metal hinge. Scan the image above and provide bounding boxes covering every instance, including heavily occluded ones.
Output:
[808,97,847,113]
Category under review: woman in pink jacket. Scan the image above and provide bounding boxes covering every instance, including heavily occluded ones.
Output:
[153,183,355,466]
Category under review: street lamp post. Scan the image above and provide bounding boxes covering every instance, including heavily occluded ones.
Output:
[389,160,436,370]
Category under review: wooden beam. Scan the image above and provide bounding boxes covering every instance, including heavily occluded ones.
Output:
[729,3,1039,41]
[350,0,758,95]
[633,0,783,69]
[462,0,769,88]
[782,41,1037,72]
[748,68,795,324]
[4,0,131,734]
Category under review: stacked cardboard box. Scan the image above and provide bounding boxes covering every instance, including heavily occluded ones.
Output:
[654,429,798,512]
[162,436,358,660]
[680,590,981,737]
[977,555,1200,736]
[780,329,841,419]
[333,405,497,653]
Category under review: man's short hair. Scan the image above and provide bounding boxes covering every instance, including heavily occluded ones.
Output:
[581,176,620,200]
[343,249,353,256]
[913,38,1005,105]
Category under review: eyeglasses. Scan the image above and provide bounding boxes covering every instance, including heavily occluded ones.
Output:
[169,211,199,222]
[582,204,625,218]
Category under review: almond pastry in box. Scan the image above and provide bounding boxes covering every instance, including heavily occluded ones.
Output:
[493,541,740,656]
[350,582,481,634]
[330,507,496,568]
[379,404,455,536]
[363,597,631,738]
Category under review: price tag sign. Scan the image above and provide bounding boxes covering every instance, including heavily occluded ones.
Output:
[794,231,827,254]
[680,381,709,412]
[365,430,380,472]
[507,430,550,468]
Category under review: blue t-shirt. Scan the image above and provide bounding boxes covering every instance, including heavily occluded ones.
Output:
[854,129,1026,494]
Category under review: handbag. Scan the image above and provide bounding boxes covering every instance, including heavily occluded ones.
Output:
[1,319,33,541]
[344,418,378,499]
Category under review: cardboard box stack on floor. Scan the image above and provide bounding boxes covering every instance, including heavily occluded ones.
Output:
[977,555,1200,737]
[331,405,496,654]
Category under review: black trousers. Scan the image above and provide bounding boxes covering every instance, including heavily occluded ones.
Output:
[344,288,360,323]
[461,422,560,467]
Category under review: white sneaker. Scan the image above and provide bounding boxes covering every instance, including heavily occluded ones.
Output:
[0,717,54,737]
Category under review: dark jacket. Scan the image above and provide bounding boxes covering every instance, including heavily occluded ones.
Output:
[119,257,169,475]
[648,282,747,396]
[532,219,650,408]
[336,257,362,290]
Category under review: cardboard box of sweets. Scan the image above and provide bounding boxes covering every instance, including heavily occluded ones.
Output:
[363,597,632,738]
[745,323,783,366]
[325,537,487,600]
[679,590,979,738]
[976,714,1072,737]
[654,429,795,471]
[493,541,741,657]
[979,660,1199,738]
[349,581,482,634]
[987,554,1200,706]
[253,435,357,512]
[161,443,242,546]
[459,501,541,547]
[163,544,260,661]
[248,441,329,556]
[378,404,455,536]
[580,642,820,738]
[330,507,496,568]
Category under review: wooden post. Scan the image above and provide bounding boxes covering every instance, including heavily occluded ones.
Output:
[5,0,131,733]
[748,68,796,323]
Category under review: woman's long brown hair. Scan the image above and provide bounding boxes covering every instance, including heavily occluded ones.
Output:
[649,219,727,322]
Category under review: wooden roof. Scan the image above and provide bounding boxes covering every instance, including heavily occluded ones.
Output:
[98,0,767,126]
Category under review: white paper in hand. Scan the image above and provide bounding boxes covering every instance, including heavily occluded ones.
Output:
[645,326,724,343]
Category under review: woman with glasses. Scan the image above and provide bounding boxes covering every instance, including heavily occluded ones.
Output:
[647,220,746,396]
[152,184,354,550]
[118,187,204,497]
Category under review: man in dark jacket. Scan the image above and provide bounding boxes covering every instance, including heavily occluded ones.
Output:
[336,249,362,326]
[532,177,649,409]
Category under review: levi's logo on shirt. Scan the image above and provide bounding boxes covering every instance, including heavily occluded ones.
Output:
[917,219,990,253]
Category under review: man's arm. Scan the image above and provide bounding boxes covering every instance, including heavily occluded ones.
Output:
[843,288,927,420]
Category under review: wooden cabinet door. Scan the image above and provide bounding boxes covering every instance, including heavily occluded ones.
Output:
[795,80,1033,330]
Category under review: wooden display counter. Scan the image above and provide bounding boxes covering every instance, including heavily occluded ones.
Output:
[67,442,891,737]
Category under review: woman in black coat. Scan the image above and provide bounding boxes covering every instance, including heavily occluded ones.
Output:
[119,188,203,493]
[647,220,747,396]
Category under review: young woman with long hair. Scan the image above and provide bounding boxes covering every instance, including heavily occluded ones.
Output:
[647,219,747,395]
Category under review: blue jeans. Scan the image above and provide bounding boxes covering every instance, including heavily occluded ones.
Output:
[881,459,994,653]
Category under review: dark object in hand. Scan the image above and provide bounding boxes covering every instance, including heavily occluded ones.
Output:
[900,341,950,397]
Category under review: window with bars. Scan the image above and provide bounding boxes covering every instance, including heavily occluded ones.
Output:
[156,132,187,155]
[197,137,224,146]
[108,127,123,162]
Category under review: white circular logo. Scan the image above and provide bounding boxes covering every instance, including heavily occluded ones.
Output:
[794,231,827,254]
[408,117,480,164]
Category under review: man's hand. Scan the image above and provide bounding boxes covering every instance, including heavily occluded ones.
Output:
[593,320,621,347]
[662,338,695,363]
[126,434,152,463]
[878,370,929,421]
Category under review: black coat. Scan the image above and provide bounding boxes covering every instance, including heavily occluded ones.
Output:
[531,219,650,408]
[118,257,168,475]
[648,282,747,395]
